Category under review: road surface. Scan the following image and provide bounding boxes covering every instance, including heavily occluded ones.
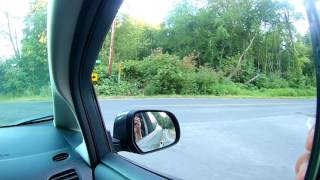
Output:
[0,98,316,179]
[98,98,315,180]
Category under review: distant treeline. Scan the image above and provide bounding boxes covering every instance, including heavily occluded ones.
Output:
[0,0,316,97]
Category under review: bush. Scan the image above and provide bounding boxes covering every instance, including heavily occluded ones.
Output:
[262,88,316,97]
[195,67,221,94]
[123,53,181,83]
[209,83,241,95]
[39,86,52,97]
[180,72,199,95]
[122,53,192,95]
[255,74,289,89]
[144,65,185,95]
[263,88,298,96]
[95,78,141,96]
[93,53,316,97]
[294,88,316,96]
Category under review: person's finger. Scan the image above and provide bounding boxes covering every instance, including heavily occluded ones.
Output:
[296,161,308,180]
[295,152,310,173]
[306,127,315,151]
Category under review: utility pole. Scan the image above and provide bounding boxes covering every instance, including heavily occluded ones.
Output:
[108,19,116,77]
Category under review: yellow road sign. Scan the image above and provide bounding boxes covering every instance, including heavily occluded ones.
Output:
[92,73,99,82]
[118,63,124,70]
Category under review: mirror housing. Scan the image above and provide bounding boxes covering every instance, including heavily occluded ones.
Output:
[113,110,180,154]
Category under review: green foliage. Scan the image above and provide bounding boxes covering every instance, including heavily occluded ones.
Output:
[94,78,141,96]
[210,83,242,96]
[255,74,289,89]
[0,0,316,98]
[262,88,316,97]
[144,66,184,95]
[94,50,315,97]
[194,67,221,94]
[151,112,174,129]
[122,53,188,95]
[113,14,160,61]
[0,0,49,97]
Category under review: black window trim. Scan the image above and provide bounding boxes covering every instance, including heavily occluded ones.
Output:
[68,0,123,168]
[68,0,180,178]
[305,0,320,179]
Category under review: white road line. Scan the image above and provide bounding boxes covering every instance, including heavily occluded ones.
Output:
[133,102,309,108]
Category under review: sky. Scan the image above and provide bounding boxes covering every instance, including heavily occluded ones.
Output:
[0,0,312,59]
[118,0,178,24]
[0,0,30,59]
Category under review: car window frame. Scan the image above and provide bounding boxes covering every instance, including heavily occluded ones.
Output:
[305,0,320,179]
[67,0,123,167]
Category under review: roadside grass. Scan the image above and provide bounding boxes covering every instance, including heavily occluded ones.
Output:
[98,94,315,100]
[99,87,316,99]
[0,96,51,102]
[0,87,315,102]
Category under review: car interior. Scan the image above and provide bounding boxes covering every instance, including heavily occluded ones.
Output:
[0,0,179,179]
[1,0,320,179]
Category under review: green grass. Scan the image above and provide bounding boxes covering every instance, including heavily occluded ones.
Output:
[0,87,316,102]
[98,94,315,100]
[0,96,51,102]
[98,87,316,99]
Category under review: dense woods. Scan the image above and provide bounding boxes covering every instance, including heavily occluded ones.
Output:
[0,0,316,97]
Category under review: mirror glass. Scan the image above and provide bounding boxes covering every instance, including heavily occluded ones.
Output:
[133,111,176,153]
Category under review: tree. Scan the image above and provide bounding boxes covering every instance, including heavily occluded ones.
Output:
[18,0,49,93]
[1,11,21,59]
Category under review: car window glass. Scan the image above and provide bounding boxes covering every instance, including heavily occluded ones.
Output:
[146,112,158,130]
[94,0,316,179]
[141,112,155,133]
[0,0,53,127]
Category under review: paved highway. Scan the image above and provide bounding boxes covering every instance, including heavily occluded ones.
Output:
[99,98,316,180]
[0,98,316,179]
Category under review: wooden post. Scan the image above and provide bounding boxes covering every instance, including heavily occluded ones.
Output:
[108,19,116,77]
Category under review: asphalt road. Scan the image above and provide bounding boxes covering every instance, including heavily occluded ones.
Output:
[0,98,316,179]
[98,98,316,180]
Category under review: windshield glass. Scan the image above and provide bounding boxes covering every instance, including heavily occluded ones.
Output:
[0,0,53,127]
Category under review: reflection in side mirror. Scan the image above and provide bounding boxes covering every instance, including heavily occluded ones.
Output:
[133,111,177,153]
[113,110,180,154]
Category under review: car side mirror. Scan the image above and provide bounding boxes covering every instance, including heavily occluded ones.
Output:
[113,110,180,154]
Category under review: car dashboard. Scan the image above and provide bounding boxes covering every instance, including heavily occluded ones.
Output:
[0,121,92,180]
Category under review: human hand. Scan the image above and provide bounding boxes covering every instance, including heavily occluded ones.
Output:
[134,118,141,132]
[295,127,315,180]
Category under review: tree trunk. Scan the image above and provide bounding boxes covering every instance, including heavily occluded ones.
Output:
[245,74,260,84]
[108,19,116,77]
[219,45,225,69]
[4,11,20,59]
[226,31,257,80]
[284,10,295,53]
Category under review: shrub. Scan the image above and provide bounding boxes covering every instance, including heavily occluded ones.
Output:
[262,88,316,97]
[263,88,298,96]
[195,67,221,94]
[255,74,289,89]
[294,88,316,96]
[180,72,199,95]
[209,83,241,95]
[144,65,185,95]
[95,78,141,96]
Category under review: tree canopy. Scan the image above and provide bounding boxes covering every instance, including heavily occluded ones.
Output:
[0,0,315,97]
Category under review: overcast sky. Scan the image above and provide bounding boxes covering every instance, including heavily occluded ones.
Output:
[0,0,311,59]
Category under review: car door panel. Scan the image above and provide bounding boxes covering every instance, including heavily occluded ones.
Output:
[95,154,166,180]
